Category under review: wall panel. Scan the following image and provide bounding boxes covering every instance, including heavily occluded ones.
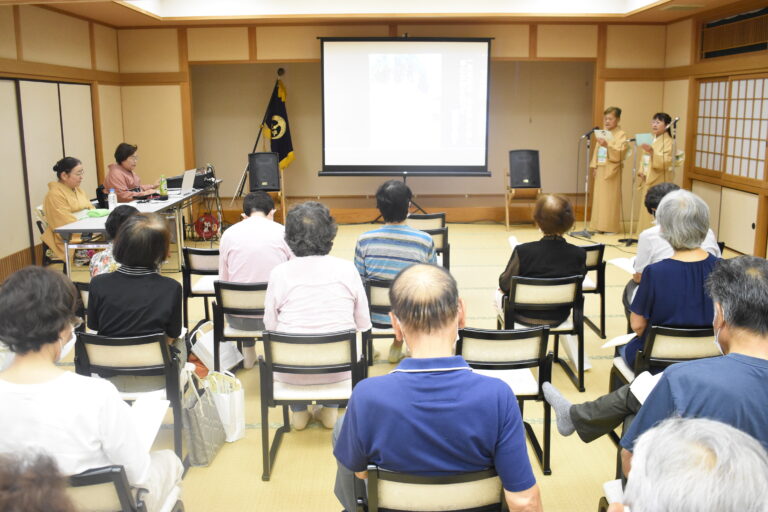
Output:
[19,80,63,244]
[0,6,16,60]
[537,25,597,58]
[719,187,757,254]
[662,79,689,186]
[0,80,30,258]
[97,84,124,175]
[118,29,179,73]
[665,19,692,68]
[93,23,119,73]
[691,180,721,235]
[605,25,666,69]
[188,27,249,62]
[397,24,529,58]
[121,85,185,184]
[60,83,98,197]
[256,25,389,61]
[19,6,91,69]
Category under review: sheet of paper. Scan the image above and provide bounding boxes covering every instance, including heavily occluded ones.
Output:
[508,236,519,250]
[629,371,663,404]
[608,257,635,275]
[601,332,636,349]
[594,129,613,142]
[130,397,170,453]
[635,133,653,147]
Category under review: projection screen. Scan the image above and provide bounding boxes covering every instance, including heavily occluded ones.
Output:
[320,38,491,176]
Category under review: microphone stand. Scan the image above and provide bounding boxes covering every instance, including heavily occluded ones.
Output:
[671,118,679,179]
[571,129,595,238]
[618,140,638,246]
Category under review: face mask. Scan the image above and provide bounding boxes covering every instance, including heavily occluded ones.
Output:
[57,329,77,363]
[713,309,724,356]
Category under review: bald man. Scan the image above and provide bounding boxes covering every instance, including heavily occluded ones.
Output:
[333,264,543,512]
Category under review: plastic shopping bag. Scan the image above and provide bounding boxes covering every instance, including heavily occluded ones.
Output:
[206,371,245,442]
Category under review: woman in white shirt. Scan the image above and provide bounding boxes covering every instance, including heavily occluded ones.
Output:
[0,266,182,512]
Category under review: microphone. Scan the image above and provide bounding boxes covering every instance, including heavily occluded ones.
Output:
[626,138,636,143]
[580,126,599,139]
[671,117,680,126]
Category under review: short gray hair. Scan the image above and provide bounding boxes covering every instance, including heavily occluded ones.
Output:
[284,201,338,257]
[656,189,710,250]
[706,256,768,336]
[624,417,768,512]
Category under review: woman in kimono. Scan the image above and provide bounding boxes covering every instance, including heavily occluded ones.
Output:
[636,113,674,233]
[590,106,628,233]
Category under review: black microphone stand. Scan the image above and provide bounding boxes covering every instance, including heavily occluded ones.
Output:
[571,127,598,238]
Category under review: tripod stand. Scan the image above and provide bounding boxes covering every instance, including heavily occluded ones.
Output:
[371,173,427,223]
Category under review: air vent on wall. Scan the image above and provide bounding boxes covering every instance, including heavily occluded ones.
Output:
[701,7,768,59]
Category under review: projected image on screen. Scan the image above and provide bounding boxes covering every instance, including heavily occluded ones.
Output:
[322,39,490,176]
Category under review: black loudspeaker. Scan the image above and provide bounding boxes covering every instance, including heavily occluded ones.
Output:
[248,152,281,192]
[508,150,541,188]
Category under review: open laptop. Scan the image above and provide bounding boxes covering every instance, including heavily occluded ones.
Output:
[168,169,196,196]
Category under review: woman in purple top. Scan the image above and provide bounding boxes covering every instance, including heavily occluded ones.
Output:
[623,189,718,369]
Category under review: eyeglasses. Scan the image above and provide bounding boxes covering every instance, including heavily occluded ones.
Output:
[128,155,139,162]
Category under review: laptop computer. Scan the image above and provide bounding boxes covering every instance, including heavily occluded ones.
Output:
[169,169,196,196]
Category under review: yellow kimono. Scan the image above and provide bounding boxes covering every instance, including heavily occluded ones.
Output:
[41,181,94,260]
[590,127,628,233]
[636,133,673,233]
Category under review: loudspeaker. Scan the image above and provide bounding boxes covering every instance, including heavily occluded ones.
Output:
[508,150,541,188]
[248,152,281,191]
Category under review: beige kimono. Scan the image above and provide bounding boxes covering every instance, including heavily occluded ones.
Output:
[590,127,628,233]
[636,133,673,233]
[41,181,94,260]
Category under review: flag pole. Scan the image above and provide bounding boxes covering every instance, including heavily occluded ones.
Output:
[229,68,284,206]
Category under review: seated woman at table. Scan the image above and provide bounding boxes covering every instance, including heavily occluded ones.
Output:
[0,266,183,511]
[497,194,586,327]
[103,143,158,203]
[264,202,372,431]
[89,204,139,277]
[620,189,718,370]
[40,157,94,261]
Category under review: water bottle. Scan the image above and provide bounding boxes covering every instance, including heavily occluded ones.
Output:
[108,188,117,211]
[159,175,168,196]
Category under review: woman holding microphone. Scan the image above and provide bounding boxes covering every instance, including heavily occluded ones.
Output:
[636,113,673,232]
[590,107,628,234]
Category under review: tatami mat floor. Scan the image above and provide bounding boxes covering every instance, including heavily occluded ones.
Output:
[62,220,734,511]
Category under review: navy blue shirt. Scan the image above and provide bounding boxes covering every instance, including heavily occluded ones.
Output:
[333,356,536,492]
[623,255,718,368]
[621,353,768,452]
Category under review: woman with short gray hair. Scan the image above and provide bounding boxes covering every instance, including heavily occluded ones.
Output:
[264,202,371,431]
[621,189,719,368]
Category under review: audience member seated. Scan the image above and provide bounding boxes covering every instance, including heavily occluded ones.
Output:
[497,194,586,326]
[333,264,542,512]
[622,182,721,321]
[87,213,184,390]
[103,143,158,203]
[609,418,768,512]
[0,452,76,512]
[219,191,293,368]
[264,202,371,430]
[89,205,139,277]
[354,180,436,362]
[40,157,95,262]
[0,267,183,512]
[621,189,718,369]
[619,255,768,475]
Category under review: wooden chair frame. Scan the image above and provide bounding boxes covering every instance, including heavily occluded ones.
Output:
[363,278,394,369]
[69,465,184,512]
[181,247,219,330]
[424,226,451,270]
[581,244,607,339]
[212,280,267,372]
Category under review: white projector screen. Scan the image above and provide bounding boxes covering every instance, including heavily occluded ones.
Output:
[321,38,491,176]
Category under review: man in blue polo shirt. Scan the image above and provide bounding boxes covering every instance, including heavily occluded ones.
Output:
[333,264,541,512]
[620,256,768,476]
[354,180,436,363]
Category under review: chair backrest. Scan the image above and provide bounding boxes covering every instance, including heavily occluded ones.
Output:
[75,332,171,378]
[214,280,268,316]
[639,326,718,371]
[457,326,549,369]
[424,227,449,252]
[68,465,138,512]
[509,275,582,310]
[262,330,358,376]
[367,465,505,512]
[182,247,219,275]
[74,281,90,309]
[581,243,605,271]
[405,212,446,231]
[365,279,393,328]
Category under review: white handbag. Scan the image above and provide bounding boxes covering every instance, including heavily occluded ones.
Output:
[190,321,244,372]
[206,371,246,442]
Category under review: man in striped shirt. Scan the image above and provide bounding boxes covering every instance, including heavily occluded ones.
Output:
[355,180,437,362]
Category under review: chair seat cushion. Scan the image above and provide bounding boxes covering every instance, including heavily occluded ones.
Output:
[612,356,635,384]
[191,275,218,295]
[473,368,539,397]
[223,325,263,338]
[273,378,353,401]
[582,275,596,291]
